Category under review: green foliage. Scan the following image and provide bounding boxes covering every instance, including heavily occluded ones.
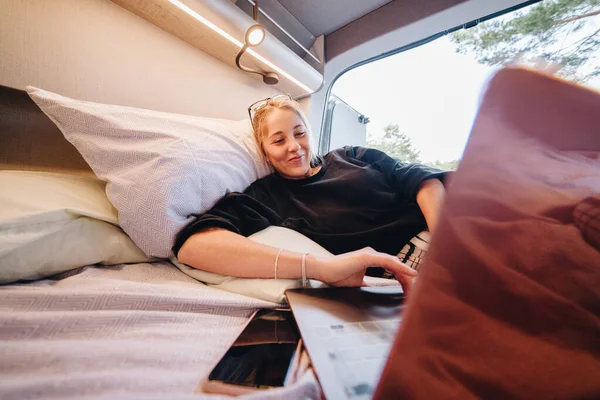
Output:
[424,159,460,171]
[367,124,421,162]
[450,0,600,81]
[366,124,459,170]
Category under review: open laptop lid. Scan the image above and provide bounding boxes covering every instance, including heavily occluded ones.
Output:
[375,67,600,398]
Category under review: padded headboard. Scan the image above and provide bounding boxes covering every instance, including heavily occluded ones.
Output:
[0,85,93,175]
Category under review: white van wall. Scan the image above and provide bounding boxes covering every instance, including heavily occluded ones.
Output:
[0,0,279,119]
[329,97,367,150]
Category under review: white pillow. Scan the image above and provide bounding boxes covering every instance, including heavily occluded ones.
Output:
[27,86,271,258]
[0,171,149,284]
[171,226,333,303]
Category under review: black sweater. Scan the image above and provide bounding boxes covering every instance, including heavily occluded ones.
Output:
[173,146,446,257]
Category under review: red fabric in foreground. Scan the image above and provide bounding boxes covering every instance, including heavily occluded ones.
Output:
[376,68,600,400]
[574,196,600,251]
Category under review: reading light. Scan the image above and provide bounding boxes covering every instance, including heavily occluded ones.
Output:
[235,0,279,85]
[168,0,310,92]
[246,24,265,46]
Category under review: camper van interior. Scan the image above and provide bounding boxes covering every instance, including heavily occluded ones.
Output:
[1,0,599,399]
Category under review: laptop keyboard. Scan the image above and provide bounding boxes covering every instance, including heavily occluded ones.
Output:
[311,318,401,399]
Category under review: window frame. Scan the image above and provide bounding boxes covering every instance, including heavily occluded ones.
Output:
[318,0,542,154]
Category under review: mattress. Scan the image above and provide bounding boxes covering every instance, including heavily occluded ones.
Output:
[0,261,321,399]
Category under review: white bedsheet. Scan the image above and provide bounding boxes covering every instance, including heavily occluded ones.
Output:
[0,261,322,399]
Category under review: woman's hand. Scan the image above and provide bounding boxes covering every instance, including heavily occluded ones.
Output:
[310,248,418,295]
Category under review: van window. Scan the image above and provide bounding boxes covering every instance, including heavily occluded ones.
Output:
[328,0,600,169]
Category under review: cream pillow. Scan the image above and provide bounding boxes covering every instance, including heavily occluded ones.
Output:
[0,171,148,283]
[171,226,333,303]
[27,86,270,258]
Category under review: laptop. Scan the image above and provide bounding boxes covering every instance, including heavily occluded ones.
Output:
[286,286,405,399]
[285,67,600,399]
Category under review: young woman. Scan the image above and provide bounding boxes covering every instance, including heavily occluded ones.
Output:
[174,95,448,295]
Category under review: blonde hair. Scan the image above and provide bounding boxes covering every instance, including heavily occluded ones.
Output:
[252,96,319,166]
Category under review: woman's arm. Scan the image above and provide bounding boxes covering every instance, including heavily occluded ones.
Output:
[178,228,418,293]
[178,228,317,279]
[416,179,446,234]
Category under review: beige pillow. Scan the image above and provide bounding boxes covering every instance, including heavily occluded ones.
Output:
[172,226,333,303]
[0,171,149,283]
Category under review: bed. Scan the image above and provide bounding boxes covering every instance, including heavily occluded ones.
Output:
[2,69,600,400]
[0,85,323,399]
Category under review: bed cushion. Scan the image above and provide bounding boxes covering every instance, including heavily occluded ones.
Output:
[0,171,148,284]
[26,86,270,258]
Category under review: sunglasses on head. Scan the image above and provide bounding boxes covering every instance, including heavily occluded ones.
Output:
[248,94,293,129]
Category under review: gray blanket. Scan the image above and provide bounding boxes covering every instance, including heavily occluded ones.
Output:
[0,261,321,399]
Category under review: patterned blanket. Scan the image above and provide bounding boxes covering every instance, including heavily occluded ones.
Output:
[0,261,321,399]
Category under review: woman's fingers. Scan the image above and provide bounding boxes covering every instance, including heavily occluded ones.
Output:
[393,272,413,296]
[360,250,416,295]
[364,252,417,277]
[324,249,417,290]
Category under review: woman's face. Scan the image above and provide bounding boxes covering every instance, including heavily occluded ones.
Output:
[262,108,312,179]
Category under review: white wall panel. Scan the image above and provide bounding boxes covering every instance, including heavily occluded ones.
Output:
[0,0,278,119]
